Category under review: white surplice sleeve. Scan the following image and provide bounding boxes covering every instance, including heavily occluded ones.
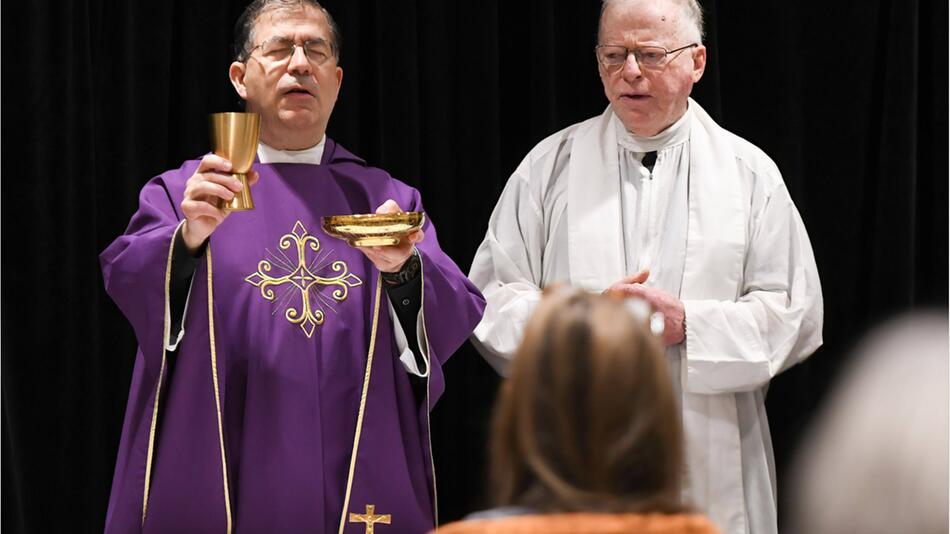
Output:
[469,162,547,375]
[682,176,824,395]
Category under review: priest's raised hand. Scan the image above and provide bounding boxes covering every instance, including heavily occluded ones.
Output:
[179,153,260,253]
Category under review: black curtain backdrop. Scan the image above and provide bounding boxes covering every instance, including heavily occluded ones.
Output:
[2,1,947,532]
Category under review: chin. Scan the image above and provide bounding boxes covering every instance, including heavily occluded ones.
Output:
[278,109,321,126]
[614,108,654,134]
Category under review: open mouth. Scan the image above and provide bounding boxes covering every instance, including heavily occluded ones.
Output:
[621,93,650,100]
[284,87,313,96]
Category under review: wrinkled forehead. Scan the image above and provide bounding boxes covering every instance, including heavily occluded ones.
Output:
[600,0,685,43]
[251,4,331,42]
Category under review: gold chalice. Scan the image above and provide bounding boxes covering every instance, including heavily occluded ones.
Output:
[210,112,260,211]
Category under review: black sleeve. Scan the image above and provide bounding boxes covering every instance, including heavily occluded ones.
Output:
[385,274,423,361]
[168,229,205,345]
[382,251,426,397]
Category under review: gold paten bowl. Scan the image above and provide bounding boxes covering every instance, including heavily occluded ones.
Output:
[321,212,426,247]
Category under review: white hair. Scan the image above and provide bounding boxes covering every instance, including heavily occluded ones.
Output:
[599,0,705,45]
[790,313,949,534]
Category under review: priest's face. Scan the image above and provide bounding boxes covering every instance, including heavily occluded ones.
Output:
[597,0,706,137]
[229,4,342,150]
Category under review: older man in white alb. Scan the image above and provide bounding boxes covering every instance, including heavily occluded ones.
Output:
[468,1,824,533]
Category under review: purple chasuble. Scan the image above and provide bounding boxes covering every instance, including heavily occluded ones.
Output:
[100,139,486,533]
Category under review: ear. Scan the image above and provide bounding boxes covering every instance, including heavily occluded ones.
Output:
[334,65,343,89]
[691,45,707,83]
[229,61,249,100]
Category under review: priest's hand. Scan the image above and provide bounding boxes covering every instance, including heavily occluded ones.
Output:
[360,199,425,272]
[180,154,259,254]
[604,269,686,346]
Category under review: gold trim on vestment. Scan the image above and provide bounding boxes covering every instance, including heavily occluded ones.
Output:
[337,273,383,534]
[418,256,439,527]
[206,246,233,533]
[141,220,185,525]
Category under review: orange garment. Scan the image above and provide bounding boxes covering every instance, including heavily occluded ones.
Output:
[435,513,721,534]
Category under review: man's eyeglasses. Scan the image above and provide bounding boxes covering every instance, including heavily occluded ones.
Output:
[595,43,698,71]
[243,36,336,66]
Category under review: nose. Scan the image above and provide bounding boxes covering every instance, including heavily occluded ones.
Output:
[287,45,312,76]
[620,52,642,81]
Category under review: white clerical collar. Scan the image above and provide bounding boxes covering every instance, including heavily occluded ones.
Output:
[257,136,326,165]
[614,104,692,153]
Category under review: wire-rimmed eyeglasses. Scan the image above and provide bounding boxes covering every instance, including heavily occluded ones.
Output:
[595,43,698,71]
[242,36,337,66]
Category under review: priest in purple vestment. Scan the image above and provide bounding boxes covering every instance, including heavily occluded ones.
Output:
[99,1,485,532]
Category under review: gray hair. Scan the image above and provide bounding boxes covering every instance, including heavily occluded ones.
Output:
[790,313,949,534]
[598,0,705,45]
[233,0,341,62]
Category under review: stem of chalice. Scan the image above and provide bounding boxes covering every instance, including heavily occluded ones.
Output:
[222,172,254,211]
[210,112,261,211]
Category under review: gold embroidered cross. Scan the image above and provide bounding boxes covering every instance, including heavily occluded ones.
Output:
[245,221,362,337]
[348,504,391,534]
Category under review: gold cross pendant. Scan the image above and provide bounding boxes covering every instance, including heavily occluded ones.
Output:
[348,504,391,534]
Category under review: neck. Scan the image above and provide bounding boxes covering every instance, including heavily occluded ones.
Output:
[615,103,691,153]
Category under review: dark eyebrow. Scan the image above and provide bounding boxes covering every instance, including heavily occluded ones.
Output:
[263,35,327,43]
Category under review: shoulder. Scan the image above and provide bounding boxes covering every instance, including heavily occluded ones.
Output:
[721,129,784,189]
[324,138,421,203]
[148,158,202,194]
[506,113,602,197]
[519,114,601,170]
[158,158,202,183]
[135,158,203,207]
[323,139,393,182]
[690,101,786,194]
[707,125,797,224]
[324,140,393,182]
